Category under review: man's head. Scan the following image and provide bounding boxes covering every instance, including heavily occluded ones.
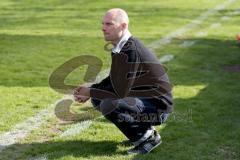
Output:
[102,8,129,45]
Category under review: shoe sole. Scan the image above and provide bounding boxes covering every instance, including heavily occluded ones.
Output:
[127,140,162,155]
[147,139,162,153]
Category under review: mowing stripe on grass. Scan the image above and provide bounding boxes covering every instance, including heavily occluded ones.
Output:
[147,0,237,50]
[0,0,237,154]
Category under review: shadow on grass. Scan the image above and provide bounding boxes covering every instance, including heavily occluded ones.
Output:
[0,139,124,159]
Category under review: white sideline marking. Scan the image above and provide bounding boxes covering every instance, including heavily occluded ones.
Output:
[195,31,208,37]
[0,0,237,155]
[210,23,222,29]
[221,16,231,21]
[59,120,92,138]
[28,154,48,160]
[0,69,109,153]
[159,54,174,63]
[231,9,240,15]
[147,0,237,50]
[0,105,55,152]
[0,69,109,152]
[180,41,196,48]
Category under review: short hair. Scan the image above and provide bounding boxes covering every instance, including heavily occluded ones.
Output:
[106,8,129,24]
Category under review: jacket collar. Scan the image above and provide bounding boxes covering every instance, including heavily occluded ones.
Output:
[112,30,132,54]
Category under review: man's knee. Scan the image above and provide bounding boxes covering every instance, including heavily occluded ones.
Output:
[99,97,144,116]
[99,98,117,116]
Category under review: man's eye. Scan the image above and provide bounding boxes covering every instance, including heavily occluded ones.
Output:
[106,23,113,26]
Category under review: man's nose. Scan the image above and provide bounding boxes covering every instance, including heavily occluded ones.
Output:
[102,25,106,32]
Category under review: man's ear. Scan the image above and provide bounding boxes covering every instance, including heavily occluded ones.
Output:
[121,23,127,30]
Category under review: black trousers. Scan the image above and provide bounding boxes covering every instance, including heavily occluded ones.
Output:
[91,97,168,142]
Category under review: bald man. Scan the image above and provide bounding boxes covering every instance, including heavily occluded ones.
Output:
[74,8,173,154]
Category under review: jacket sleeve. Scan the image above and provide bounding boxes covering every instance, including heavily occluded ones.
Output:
[90,75,110,90]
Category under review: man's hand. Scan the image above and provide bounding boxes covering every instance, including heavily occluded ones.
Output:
[73,86,90,103]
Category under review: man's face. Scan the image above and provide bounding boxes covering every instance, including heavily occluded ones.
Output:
[102,14,123,43]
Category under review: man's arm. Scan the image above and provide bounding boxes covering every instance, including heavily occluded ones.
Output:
[90,76,111,90]
[74,75,114,103]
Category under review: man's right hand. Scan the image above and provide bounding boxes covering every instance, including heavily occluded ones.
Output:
[73,86,90,103]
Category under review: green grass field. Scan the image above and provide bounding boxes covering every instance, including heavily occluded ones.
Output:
[0,0,240,159]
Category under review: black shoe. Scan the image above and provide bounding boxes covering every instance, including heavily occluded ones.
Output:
[120,127,155,147]
[127,130,162,154]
